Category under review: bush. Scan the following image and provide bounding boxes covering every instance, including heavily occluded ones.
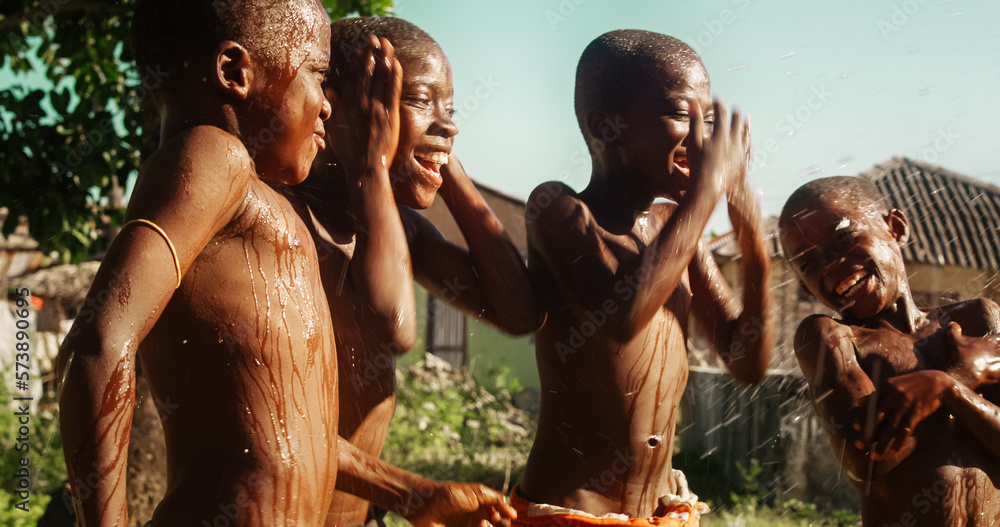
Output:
[382,354,535,489]
[0,384,66,525]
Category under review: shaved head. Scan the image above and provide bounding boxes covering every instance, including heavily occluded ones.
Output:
[574,29,707,148]
[131,0,327,93]
[780,177,889,228]
[327,16,439,90]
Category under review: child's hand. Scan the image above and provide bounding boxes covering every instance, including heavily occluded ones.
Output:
[685,99,750,200]
[853,370,953,460]
[946,322,1000,389]
[404,482,516,527]
[328,34,402,173]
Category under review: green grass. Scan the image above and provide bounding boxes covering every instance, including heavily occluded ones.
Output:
[0,384,66,526]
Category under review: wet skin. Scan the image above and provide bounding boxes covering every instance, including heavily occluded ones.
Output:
[289,36,533,526]
[57,3,338,525]
[785,196,1000,525]
[521,60,772,518]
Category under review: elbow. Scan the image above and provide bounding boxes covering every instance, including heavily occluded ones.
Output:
[729,364,766,386]
[372,321,416,356]
[492,307,546,336]
[724,344,769,385]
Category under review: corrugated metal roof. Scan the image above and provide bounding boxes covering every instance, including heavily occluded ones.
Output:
[861,157,1000,270]
[708,157,1000,270]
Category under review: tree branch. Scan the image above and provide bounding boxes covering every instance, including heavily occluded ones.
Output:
[0,1,131,33]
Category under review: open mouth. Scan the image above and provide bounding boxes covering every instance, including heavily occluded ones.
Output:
[674,155,690,177]
[414,152,449,174]
[835,270,869,297]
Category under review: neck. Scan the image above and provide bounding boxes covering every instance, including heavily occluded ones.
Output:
[580,170,654,231]
[158,93,241,146]
[301,157,351,227]
[871,287,927,334]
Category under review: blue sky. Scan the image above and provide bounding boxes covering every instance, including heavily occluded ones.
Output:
[394,0,1000,232]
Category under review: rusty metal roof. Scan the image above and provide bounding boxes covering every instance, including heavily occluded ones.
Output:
[862,157,1000,270]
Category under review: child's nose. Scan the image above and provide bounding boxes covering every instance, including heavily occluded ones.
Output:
[432,108,459,138]
[319,98,332,121]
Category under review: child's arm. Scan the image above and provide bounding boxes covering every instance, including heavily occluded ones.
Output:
[863,313,1000,462]
[794,315,930,481]
[858,369,1000,463]
[329,36,416,350]
[688,175,772,385]
[336,438,515,526]
[56,130,251,525]
[403,155,543,335]
[526,101,747,343]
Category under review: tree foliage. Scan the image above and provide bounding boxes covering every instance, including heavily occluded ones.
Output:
[0,0,393,262]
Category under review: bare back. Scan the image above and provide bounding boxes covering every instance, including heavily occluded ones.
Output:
[137,147,338,526]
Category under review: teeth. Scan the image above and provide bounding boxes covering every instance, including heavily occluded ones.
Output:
[836,271,865,296]
[417,152,449,165]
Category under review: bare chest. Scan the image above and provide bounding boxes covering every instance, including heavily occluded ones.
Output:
[851,324,945,375]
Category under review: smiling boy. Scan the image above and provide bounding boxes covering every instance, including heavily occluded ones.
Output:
[57,1,339,525]
[781,176,1000,526]
[517,30,772,526]
[288,16,538,527]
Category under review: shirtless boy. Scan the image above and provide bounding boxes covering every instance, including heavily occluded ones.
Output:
[57,1,338,525]
[288,17,538,527]
[781,176,1000,526]
[518,30,773,525]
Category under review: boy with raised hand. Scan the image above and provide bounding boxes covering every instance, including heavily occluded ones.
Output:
[288,16,534,527]
[781,176,1000,525]
[57,0,339,524]
[517,30,772,526]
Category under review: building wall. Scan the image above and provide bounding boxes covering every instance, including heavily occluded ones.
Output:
[401,283,538,390]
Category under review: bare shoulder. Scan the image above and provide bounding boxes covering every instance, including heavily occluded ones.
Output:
[128,126,260,244]
[398,204,443,247]
[935,298,1000,337]
[526,181,591,235]
[143,126,254,198]
[794,314,852,358]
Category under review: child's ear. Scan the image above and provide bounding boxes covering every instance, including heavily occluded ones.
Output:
[214,41,252,100]
[884,208,910,245]
[585,108,622,153]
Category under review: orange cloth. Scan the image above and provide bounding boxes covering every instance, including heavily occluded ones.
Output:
[510,485,707,527]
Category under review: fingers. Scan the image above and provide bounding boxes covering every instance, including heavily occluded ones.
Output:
[729,105,742,144]
[687,98,705,153]
[386,43,403,114]
[497,499,517,521]
[369,36,390,102]
[948,321,963,343]
[712,98,728,140]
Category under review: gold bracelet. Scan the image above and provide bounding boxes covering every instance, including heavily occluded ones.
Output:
[122,219,182,289]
